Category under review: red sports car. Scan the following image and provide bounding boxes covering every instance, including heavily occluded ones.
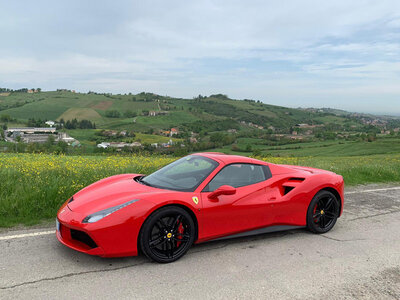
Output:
[56,152,344,263]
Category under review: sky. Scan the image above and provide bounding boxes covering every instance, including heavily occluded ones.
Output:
[0,0,400,115]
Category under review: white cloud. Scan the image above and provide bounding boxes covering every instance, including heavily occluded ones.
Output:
[0,0,400,114]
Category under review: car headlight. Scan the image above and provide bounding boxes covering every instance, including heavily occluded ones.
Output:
[82,199,139,223]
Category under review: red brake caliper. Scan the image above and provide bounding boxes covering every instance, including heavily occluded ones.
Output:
[313,204,318,223]
[176,223,184,247]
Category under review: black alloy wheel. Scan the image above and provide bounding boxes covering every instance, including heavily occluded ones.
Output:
[307,190,340,233]
[140,206,195,263]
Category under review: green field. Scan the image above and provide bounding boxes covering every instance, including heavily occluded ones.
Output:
[1,152,400,228]
[215,137,400,157]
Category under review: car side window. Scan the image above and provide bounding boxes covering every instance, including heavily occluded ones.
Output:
[203,164,271,192]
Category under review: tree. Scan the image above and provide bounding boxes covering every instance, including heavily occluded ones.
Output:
[0,114,12,122]
[124,110,137,118]
[105,110,121,118]
[55,141,68,154]
[45,135,55,149]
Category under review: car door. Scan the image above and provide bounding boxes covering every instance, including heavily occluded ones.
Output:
[199,163,273,240]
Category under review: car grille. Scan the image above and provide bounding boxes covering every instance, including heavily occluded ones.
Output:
[70,229,98,249]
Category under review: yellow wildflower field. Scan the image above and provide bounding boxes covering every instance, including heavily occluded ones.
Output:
[1,153,400,227]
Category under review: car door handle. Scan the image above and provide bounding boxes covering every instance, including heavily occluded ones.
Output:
[268,197,277,201]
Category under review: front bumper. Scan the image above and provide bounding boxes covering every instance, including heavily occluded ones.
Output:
[56,205,140,257]
[56,221,105,256]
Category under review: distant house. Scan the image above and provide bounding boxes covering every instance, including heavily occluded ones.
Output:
[161,139,174,148]
[131,142,142,147]
[295,124,321,129]
[58,132,77,145]
[159,130,171,136]
[5,127,80,144]
[97,142,142,149]
[149,111,168,116]
[170,128,179,136]
[97,142,110,149]
[7,127,56,134]
[290,136,304,140]
[102,130,118,137]
[109,142,129,148]
[45,120,55,127]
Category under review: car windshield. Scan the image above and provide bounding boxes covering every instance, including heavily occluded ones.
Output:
[140,155,219,192]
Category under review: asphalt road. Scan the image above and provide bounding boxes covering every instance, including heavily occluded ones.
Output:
[1,184,400,299]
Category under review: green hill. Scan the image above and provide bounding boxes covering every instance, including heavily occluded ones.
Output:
[1,90,399,154]
[0,91,352,129]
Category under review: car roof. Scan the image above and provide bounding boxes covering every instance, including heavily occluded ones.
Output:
[194,152,267,165]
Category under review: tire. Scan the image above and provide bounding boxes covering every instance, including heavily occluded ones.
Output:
[139,206,196,263]
[306,190,340,234]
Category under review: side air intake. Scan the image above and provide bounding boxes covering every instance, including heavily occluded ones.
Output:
[284,186,294,195]
[282,177,305,195]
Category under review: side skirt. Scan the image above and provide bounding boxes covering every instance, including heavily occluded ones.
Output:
[211,225,305,241]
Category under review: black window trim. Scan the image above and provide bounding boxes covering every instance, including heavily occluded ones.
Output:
[201,162,272,192]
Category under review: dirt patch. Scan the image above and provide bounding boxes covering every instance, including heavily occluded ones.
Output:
[0,92,11,97]
[91,101,113,110]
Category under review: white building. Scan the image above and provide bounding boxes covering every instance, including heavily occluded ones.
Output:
[45,121,55,127]
[97,142,110,149]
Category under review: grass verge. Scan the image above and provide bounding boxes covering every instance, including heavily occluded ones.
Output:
[1,153,400,227]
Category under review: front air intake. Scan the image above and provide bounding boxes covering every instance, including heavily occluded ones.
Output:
[70,229,97,248]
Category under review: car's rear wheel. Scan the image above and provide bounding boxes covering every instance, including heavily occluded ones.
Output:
[307,190,339,233]
[140,206,195,263]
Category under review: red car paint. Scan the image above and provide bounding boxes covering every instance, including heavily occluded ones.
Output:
[56,153,344,257]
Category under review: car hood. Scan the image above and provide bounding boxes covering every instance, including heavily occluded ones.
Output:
[68,173,160,214]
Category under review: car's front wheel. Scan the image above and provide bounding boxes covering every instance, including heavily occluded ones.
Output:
[307,190,340,233]
[139,206,195,263]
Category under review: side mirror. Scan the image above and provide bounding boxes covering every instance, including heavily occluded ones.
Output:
[208,185,236,199]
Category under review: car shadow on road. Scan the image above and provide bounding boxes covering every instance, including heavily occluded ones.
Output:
[54,227,310,267]
[189,227,308,254]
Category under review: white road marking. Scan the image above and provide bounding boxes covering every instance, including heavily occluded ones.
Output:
[0,230,54,241]
[0,186,399,242]
[346,186,400,194]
